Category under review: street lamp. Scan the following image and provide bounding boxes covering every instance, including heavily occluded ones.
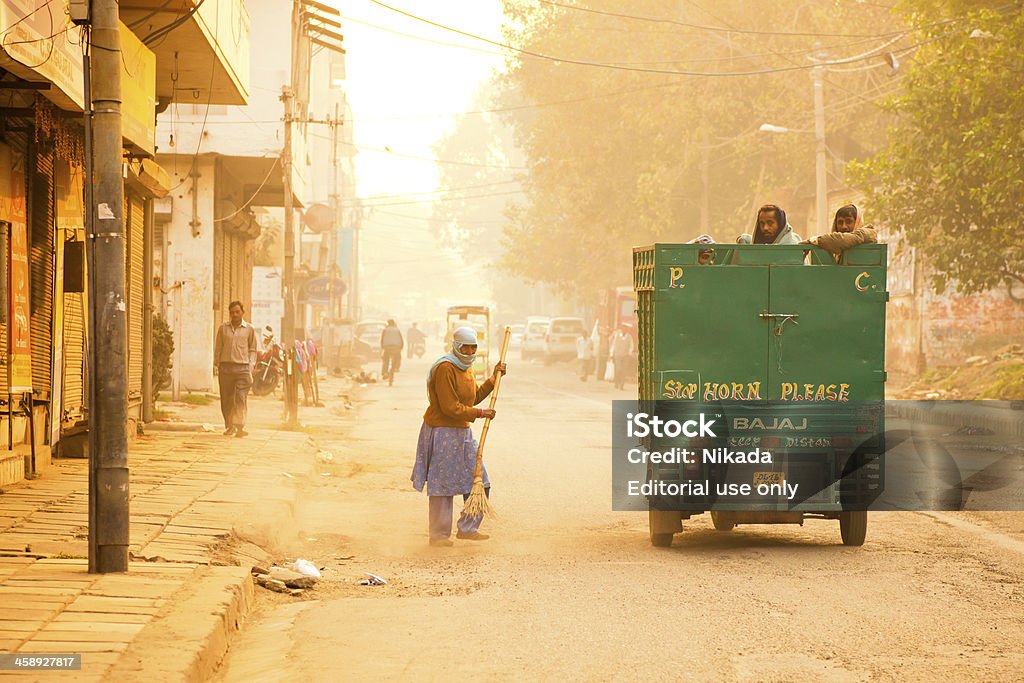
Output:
[759,64,828,234]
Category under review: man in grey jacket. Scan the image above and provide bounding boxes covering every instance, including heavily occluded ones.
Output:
[736,204,802,245]
[214,301,257,437]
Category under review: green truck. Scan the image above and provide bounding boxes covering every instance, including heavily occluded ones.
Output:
[632,243,887,546]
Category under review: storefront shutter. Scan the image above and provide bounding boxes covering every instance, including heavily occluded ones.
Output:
[30,149,54,396]
[62,285,85,417]
[126,194,145,398]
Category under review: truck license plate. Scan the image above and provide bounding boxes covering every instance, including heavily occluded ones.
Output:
[753,472,784,486]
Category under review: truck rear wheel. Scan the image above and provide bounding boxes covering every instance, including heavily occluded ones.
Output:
[840,511,867,546]
[648,509,681,547]
[711,511,735,532]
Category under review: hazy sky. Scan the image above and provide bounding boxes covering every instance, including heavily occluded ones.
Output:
[331,0,509,321]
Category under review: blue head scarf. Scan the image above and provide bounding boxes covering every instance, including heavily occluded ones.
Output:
[427,326,478,386]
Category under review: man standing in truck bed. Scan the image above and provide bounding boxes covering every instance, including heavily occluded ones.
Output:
[736,204,802,245]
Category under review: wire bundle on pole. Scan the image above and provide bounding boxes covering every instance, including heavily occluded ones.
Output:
[462,325,511,520]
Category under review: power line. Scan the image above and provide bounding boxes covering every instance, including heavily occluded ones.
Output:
[326,135,529,170]
[363,0,949,78]
[534,0,945,39]
[165,55,219,193]
[350,179,521,201]
[143,0,208,45]
[0,0,55,37]
[212,156,280,223]
[340,12,505,57]
[343,189,523,208]
[371,208,507,225]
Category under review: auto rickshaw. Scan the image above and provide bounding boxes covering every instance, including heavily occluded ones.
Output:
[446,305,490,382]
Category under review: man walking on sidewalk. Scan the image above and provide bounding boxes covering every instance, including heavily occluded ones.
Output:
[380,319,404,384]
[214,300,258,437]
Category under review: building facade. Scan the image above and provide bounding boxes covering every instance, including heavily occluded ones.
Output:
[154,0,329,395]
[0,0,249,486]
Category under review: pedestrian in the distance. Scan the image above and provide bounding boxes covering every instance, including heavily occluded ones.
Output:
[576,332,595,382]
[406,322,426,359]
[611,324,635,390]
[380,319,404,383]
[214,300,257,437]
[411,326,507,547]
[594,325,610,382]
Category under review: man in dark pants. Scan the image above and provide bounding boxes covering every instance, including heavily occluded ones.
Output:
[380,319,404,382]
[214,300,257,437]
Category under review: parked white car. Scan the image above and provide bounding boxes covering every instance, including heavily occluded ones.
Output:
[521,317,550,360]
[508,324,525,352]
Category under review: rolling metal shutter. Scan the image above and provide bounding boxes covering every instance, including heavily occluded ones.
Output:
[62,281,85,417]
[30,148,54,396]
[126,194,145,399]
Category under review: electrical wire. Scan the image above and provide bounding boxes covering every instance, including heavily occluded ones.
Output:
[143,0,207,45]
[212,156,280,223]
[128,0,177,30]
[165,56,219,193]
[2,1,56,70]
[0,0,54,37]
[371,208,507,225]
[348,179,521,201]
[326,136,529,170]
[342,8,918,75]
[363,0,967,78]
[533,0,960,39]
[342,189,524,208]
[339,12,505,57]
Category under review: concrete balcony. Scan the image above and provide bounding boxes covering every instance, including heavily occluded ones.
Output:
[121,0,250,106]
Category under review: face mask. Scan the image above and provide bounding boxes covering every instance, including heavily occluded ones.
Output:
[454,343,476,364]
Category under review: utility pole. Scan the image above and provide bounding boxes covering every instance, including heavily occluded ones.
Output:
[328,105,340,322]
[351,210,359,321]
[700,129,710,234]
[88,0,129,573]
[812,64,828,234]
[281,85,299,428]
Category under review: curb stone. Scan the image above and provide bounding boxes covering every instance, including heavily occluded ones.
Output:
[105,566,255,682]
[886,402,1024,438]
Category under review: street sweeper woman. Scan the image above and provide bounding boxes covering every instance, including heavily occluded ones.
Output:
[411,326,507,547]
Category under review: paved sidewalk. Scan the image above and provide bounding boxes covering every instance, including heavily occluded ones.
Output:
[0,421,317,681]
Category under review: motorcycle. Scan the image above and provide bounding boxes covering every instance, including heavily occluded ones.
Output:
[252,339,286,396]
[410,338,425,358]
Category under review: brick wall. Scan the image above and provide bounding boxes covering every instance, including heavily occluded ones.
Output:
[883,226,1024,377]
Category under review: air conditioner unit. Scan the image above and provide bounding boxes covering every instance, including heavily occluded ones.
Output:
[68,0,90,25]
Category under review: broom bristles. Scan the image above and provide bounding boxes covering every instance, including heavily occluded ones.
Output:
[462,479,494,519]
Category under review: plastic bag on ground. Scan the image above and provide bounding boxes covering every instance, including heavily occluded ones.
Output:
[291,559,322,579]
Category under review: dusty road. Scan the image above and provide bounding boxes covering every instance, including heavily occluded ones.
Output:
[217,353,1024,682]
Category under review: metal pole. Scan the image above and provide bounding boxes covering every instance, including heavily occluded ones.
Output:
[141,199,154,424]
[281,86,298,428]
[813,65,828,234]
[329,107,339,321]
[351,212,359,321]
[88,0,130,573]
[81,34,96,570]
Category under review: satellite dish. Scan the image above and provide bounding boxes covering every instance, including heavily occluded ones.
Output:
[302,203,335,233]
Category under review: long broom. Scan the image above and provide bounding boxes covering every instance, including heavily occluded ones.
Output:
[462,325,511,520]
